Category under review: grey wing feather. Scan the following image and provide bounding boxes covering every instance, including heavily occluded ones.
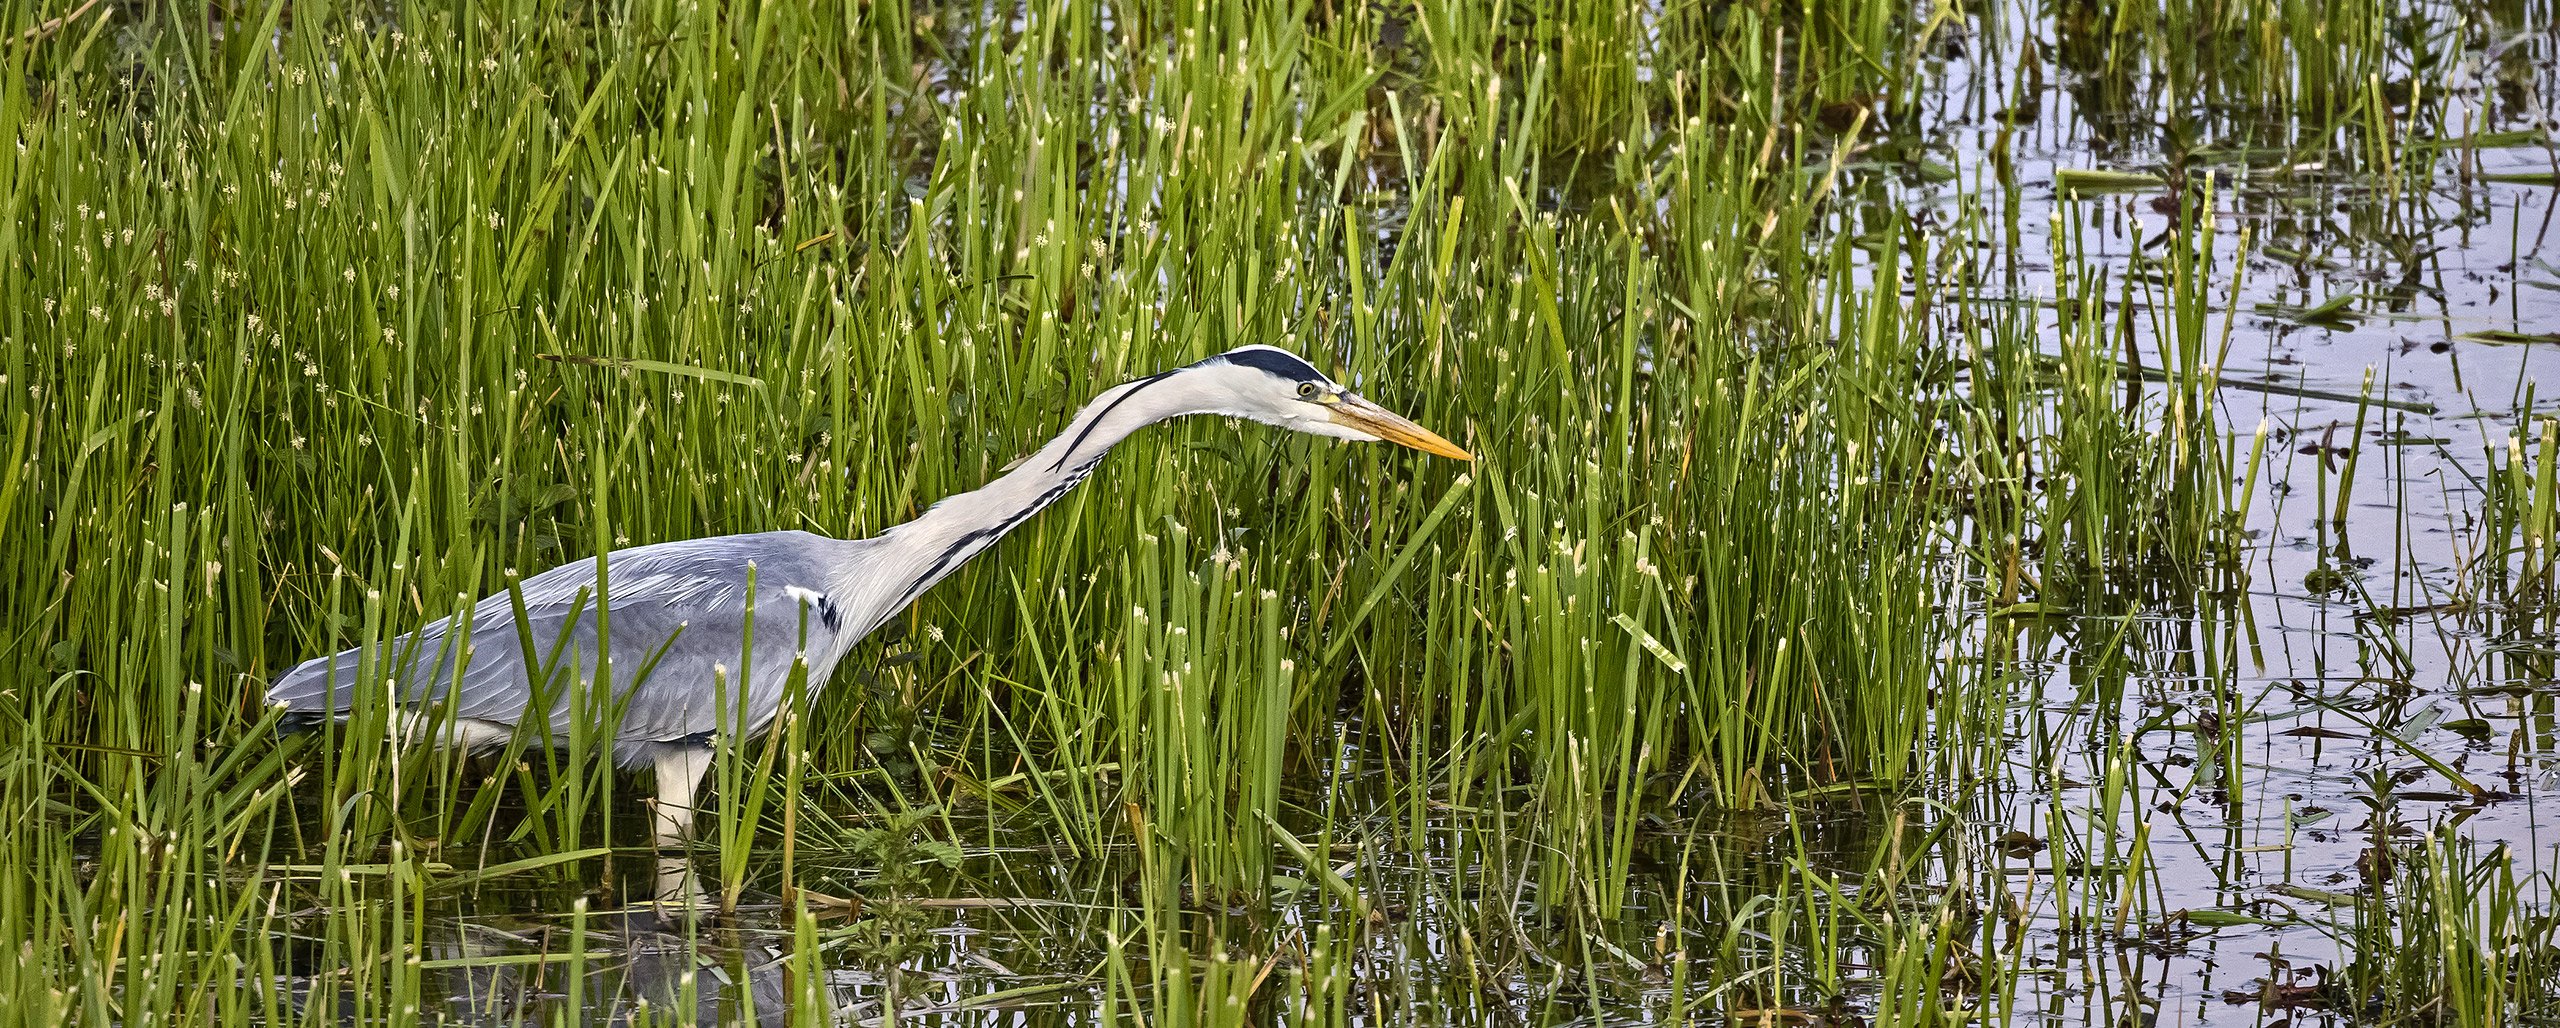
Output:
[268,532,859,763]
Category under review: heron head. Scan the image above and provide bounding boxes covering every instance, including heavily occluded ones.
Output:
[1194,345,1472,461]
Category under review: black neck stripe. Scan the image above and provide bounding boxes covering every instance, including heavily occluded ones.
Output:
[1050,369,1175,471]
[893,455,1105,610]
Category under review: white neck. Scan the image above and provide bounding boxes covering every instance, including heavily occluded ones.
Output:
[843,369,1200,628]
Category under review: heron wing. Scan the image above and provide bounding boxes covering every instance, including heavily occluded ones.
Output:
[269,532,859,753]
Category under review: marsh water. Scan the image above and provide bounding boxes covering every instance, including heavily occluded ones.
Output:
[229,9,2560,1028]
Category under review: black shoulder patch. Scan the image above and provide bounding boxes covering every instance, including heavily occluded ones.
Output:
[1222,347,1324,382]
[278,710,331,735]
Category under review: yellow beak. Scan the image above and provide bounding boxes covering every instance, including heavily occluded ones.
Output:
[1328,394,1473,461]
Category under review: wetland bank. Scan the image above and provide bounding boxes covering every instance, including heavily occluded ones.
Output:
[6,0,2560,1024]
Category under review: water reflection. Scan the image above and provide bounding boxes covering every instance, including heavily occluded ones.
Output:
[654,855,707,911]
[420,894,795,1027]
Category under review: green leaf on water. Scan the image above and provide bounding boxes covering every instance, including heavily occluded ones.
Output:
[2261,244,2341,271]
[2252,292,2361,325]
[2460,329,2560,345]
[2056,168,2166,193]
[2395,705,2446,736]
[2294,291,2361,324]
[2482,171,2560,186]
[2180,908,2275,928]
[2412,130,2550,150]
[2270,883,2361,907]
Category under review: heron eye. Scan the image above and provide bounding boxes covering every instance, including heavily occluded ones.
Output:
[1296,382,1320,399]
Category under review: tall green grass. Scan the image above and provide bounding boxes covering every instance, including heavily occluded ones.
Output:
[2342,829,2560,1025]
[4,0,2523,1023]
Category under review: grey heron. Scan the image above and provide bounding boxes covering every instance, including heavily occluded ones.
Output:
[269,345,1470,846]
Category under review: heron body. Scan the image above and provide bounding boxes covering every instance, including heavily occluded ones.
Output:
[268,345,1469,845]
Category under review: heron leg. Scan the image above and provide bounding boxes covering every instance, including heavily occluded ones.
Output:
[651,854,706,910]
[648,746,715,849]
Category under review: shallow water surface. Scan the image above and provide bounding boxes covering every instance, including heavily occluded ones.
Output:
[237,4,2560,1026]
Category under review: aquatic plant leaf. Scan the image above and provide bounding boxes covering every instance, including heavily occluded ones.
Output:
[2181,908,2276,927]
[2460,329,2560,345]
[2056,168,2167,193]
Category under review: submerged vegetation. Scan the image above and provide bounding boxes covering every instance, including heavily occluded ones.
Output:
[3,0,2558,1024]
